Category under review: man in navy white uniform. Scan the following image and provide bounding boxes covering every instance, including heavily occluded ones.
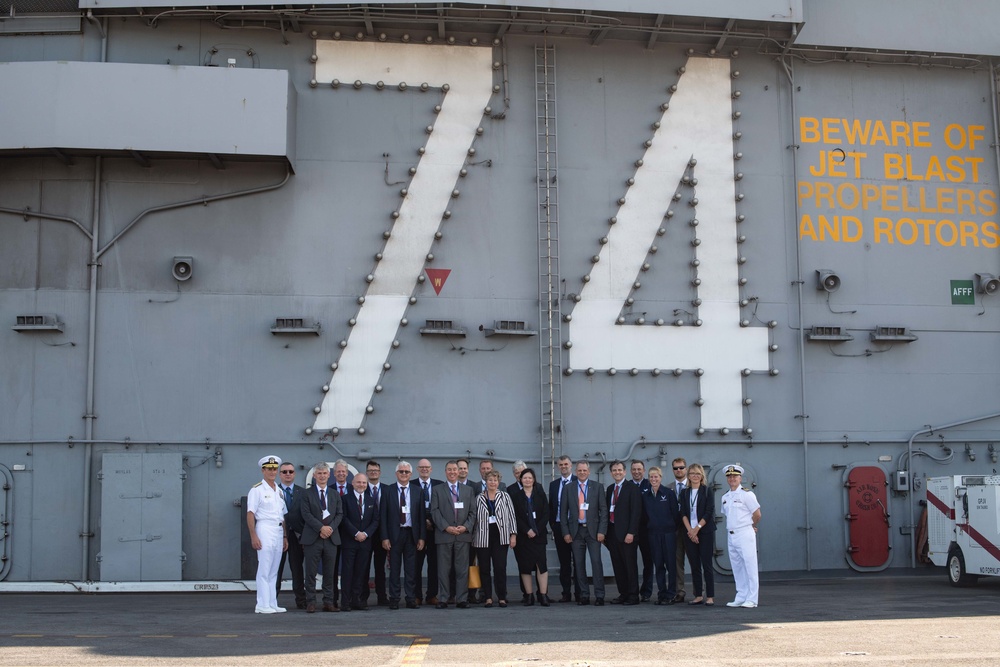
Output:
[720,464,761,608]
[247,455,288,614]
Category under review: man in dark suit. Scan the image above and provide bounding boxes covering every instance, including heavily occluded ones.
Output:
[560,460,608,605]
[363,460,391,606]
[339,472,379,611]
[548,455,579,602]
[380,460,426,610]
[276,462,307,609]
[414,458,443,605]
[630,459,654,602]
[300,462,343,612]
[430,460,477,608]
[330,459,353,604]
[606,460,642,605]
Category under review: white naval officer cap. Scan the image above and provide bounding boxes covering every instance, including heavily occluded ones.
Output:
[259,455,282,469]
[723,464,744,476]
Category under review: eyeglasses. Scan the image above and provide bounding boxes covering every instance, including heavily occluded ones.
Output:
[673,466,686,470]
[398,470,412,474]
[280,470,295,474]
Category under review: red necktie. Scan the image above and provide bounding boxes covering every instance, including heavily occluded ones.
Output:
[611,484,619,523]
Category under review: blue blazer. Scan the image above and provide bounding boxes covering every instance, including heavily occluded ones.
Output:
[379,481,427,544]
[642,485,681,532]
[548,475,577,534]
[340,489,379,543]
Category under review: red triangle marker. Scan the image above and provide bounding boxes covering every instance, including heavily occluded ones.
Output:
[425,268,452,295]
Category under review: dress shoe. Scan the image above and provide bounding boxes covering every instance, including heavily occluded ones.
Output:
[688,598,704,606]
[296,600,308,610]
[427,596,439,605]
[559,594,573,603]
[447,597,456,605]
[538,594,551,607]
[389,601,399,610]
[523,594,535,607]
[254,606,276,614]
[640,595,650,603]
[623,598,640,606]
[672,593,685,603]
[415,598,423,606]
[354,604,369,611]
[435,602,449,609]
[609,597,624,605]
[306,603,316,613]
[322,603,336,612]
[577,598,590,606]
[726,600,746,607]
[378,597,391,607]
[456,601,470,609]
[271,606,287,613]
[406,601,418,609]
[740,601,757,608]
[594,598,605,606]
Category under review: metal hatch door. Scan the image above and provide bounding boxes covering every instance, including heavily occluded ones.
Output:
[99,453,184,581]
[844,464,891,571]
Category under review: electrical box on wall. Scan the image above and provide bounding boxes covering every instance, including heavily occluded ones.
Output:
[893,470,910,492]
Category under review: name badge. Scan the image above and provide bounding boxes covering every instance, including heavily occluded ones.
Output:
[402,505,410,514]
[322,509,331,520]
[531,511,536,519]
[580,502,590,511]
[488,516,497,524]
[424,500,431,508]
[454,502,465,509]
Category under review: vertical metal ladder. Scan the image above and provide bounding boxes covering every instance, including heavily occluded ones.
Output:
[535,44,564,479]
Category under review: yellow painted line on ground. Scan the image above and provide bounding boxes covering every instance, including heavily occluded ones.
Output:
[401,636,431,665]
[205,634,239,638]
[336,633,369,637]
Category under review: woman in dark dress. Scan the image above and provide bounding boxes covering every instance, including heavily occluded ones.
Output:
[509,468,551,606]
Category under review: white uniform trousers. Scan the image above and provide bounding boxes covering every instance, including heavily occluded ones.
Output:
[255,522,284,610]
[727,525,759,605]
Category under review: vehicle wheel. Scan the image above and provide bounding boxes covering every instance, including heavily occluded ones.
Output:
[947,547,977,587]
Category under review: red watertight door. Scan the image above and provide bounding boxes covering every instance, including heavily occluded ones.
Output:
[845,466,891,570]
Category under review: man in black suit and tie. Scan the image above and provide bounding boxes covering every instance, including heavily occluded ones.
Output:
[276,462,307,609]
[299,462,343,613]
[630,459,654,602]
[560,460,608,605]
[606,460,642,605]
[548,455,579,603]
[431,460,477,608]
[363,460,391,606]
[331,459,353,604]
[414,458,443,605]
[339,472,379,611]
[380,460,426,610]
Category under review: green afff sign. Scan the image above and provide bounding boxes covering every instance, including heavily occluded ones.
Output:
[951,280,975,305]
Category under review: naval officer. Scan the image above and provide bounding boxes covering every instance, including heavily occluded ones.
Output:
[720,464,761,608]
[247,455,288,614]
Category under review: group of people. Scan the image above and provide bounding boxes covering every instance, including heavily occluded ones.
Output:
[246,454,761,614]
